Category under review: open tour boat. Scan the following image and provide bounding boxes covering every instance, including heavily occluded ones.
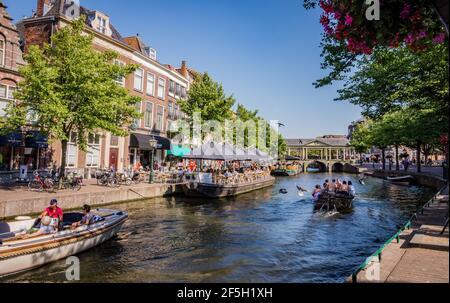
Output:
[0,209,127,277]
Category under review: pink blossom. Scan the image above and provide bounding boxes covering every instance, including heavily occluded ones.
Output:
[404,33,415,44]
[344,14,353,26]
[320,14,330,26]
[334,11,342,20]
[432,33,446,44]
[400,3,412,20]
[319,0,334,14]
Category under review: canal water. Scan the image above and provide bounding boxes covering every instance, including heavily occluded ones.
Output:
[2,173,436,283]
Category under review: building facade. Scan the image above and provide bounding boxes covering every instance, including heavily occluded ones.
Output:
[18,0,191,177]
[0,1,49,177]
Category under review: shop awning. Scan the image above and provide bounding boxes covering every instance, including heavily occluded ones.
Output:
[167,145,192,157]
[130,133,171,150]
[0,132,23,147]
[25,131,49,148]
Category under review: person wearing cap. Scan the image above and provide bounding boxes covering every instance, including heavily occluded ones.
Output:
[39,199,64,231]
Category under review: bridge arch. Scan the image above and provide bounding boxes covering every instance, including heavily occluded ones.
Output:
[332,162,344,173]
[305,161,327,173]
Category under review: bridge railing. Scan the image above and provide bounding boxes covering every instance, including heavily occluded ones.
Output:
[350,185,448,283]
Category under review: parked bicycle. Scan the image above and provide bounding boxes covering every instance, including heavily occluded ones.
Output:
[28,171,55,193]
[96,170,121,188]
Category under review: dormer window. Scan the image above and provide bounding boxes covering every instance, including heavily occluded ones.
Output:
[96,16,107,34]
[149,48,157,61]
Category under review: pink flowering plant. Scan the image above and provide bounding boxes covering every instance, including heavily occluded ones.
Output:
[316,0,446,54]
[303,0,448,87]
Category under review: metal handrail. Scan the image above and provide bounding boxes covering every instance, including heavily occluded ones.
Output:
[351,185,448,283]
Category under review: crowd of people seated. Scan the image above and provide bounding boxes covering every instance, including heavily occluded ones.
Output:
[312,179,356,201]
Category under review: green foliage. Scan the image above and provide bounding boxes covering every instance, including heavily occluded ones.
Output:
[177,72,235,124]
[350,122,372,154]
[0,17,141,151]
[336,44,449,120]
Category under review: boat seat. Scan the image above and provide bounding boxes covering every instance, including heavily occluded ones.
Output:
[0,221,10,234]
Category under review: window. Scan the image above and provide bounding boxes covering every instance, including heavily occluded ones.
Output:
[156,105,164,131]
[0,84,6,99]
[114,60,125,86]
[149,48,157,61]
[146,73,155,96]
[96,16,107,34]
[144,102,153,128]
[110,136,119,146]
[7,87,15,100]
[169,80,175,96]
[133,101,141,128]
[134,68,144,91]
[0,37,4,66]
[67,132,78,167]
[181,87,187,99]
[157,78,165,99]
[175,83,181,97]
[168,101,173,119]
[86,134,101,168]
[0,84,16,100]
[0,100,7,116]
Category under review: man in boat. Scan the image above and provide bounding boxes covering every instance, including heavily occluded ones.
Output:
[328,180,337,193]
[39,199,64,231]
[72,205,95,228]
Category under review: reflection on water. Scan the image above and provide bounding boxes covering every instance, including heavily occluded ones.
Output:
[1,174,435,283]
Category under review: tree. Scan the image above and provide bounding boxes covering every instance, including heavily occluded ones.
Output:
[336,44,449,120]
[303,0,448,87]
[178,73,235,125]
[0,18,141,183]
[350,122,372,165]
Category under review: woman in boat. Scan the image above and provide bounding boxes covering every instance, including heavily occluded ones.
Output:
[72,205,95,228]
[312,185,322,201]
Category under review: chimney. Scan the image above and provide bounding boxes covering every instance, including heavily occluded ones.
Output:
[180,60,188,78]
[37,0,45,17]
[37,0,53,17]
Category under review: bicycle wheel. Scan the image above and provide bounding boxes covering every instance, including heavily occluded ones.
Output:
[44,179,55,193]
[28,181,42,192]
[73,181,82,191]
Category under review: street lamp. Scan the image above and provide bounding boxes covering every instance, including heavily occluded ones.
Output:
[148,136,158,184]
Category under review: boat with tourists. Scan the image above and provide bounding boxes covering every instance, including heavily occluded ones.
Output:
[181,142,276,198]
[271,156,303,177]
[315,192,355,212]
[0,209,127,277]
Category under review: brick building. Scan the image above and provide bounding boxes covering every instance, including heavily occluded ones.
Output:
[18,0,191,177]
[0,0,43,176]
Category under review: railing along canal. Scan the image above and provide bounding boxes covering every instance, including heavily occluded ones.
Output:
[350,185,448,283]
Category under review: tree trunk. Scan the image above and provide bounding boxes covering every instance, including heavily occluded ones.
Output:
[60,139,68,189]
[416,142,422,173]
[381,148,386,171]
[395,145,400,171]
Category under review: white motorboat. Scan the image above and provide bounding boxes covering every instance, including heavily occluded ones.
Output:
[0,209,128,277]
[386,175,414,186]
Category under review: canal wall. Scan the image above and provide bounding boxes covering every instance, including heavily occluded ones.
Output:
[366,170,448,190]
[0,183,185,220]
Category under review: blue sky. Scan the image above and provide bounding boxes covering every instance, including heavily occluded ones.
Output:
[7,0,362,139]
